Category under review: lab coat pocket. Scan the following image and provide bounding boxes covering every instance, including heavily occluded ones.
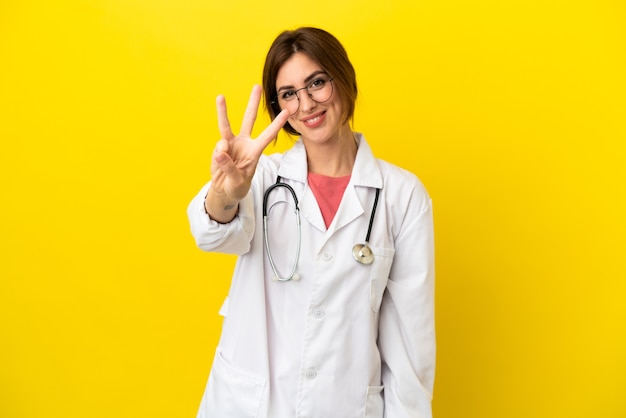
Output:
[369,247,395,312]
[364,385,384,418]
[200,349,266,418]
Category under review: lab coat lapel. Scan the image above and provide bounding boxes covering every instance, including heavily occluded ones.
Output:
[349,133,384,191]
[326,184,363,237]
[276,140,327,232]
[300,188,327,233]
[325,134,383,241]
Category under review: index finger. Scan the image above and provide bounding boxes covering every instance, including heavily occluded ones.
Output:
[251,108,290,155]
[240,85,262,136]
[216,94,234,140]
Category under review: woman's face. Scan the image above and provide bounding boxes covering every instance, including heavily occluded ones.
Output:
[275,52,347,145]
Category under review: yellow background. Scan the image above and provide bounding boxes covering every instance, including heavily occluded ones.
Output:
[1,1,624,417]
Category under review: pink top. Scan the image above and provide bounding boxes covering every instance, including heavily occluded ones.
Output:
[307,172,351,228]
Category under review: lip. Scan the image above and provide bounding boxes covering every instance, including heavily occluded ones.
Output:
[300,111,326,128]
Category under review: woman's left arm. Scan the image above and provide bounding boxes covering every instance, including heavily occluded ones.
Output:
[379,185,435,418]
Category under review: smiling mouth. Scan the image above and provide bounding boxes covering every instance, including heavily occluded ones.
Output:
[302,111,326,126]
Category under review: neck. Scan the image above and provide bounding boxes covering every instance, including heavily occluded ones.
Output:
[305,129,357,177]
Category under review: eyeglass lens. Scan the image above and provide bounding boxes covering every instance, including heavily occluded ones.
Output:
[276,77,333,115]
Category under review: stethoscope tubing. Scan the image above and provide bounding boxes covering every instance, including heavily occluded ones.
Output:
[364,187,380,244]
[263,177,381,280]
[263,179,302,281]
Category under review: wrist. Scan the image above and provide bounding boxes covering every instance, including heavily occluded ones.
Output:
[206,185,238,207]
[204,186,239,222]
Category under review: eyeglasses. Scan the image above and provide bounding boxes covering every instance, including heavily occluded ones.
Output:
[274,75,334,116]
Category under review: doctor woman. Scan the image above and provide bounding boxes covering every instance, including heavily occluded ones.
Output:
[188,27,435,418]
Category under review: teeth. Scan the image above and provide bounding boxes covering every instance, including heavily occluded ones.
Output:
[305,115,322,124]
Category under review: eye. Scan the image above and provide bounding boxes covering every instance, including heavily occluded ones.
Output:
[280,90,297,101]
[309,78,327,90]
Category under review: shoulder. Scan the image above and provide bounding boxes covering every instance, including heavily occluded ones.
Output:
[377,159,429,197]
[375,158,432,220]
[356,133,428,196]
[355,133,431,212]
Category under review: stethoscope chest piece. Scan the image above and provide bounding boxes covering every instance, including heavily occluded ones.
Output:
[351,187,381,266]
[352,243,374,265]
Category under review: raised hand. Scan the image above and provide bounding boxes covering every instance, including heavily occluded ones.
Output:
[205,85,289,223]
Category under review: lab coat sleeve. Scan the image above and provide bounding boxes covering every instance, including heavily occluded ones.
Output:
[379,188,435,418]
[187,181,257,255]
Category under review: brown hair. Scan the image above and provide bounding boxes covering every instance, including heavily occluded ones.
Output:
[263,27,358,136]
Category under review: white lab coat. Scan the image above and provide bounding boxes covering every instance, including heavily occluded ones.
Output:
[188,134,435,418]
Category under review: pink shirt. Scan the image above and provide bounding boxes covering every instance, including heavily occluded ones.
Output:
[307,172,351,228]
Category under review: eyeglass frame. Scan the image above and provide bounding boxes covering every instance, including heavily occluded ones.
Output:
[271,74,335,116]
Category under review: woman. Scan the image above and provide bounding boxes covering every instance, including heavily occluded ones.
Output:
[188,27,435,418]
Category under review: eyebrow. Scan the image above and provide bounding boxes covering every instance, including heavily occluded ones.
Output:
[276,71,328,93]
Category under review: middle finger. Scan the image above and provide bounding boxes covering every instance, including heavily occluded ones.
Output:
[240,85,262,136]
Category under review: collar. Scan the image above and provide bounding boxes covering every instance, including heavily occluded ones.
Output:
[276,132,383,189]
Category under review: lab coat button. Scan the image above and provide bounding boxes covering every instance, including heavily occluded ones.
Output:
[321,253,333,261]
[304,368,317,379]
[313,308,325,319]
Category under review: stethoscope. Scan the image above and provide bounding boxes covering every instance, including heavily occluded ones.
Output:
[263,177,381,282]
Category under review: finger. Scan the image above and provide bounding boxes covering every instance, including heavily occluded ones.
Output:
[214,151,237,176]
[240,85,262,136]
[216,95,234,140]
[213,153,248,200]
[212,143,237,177]
[252,109,290,154]
[214,138,229,155]
[211,139,229,166]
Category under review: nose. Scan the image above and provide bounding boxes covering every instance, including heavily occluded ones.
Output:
[297,90,317,113]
